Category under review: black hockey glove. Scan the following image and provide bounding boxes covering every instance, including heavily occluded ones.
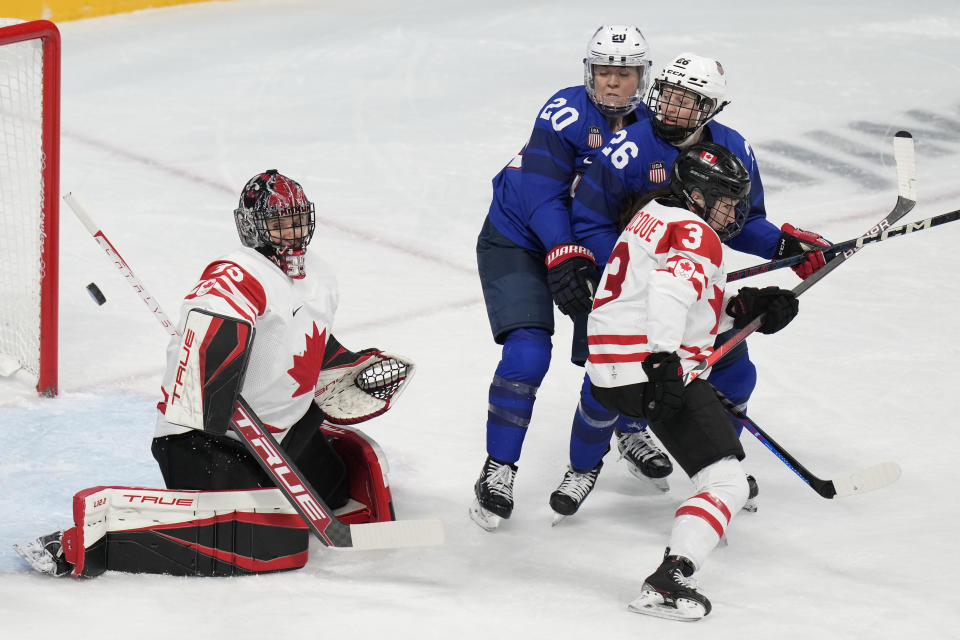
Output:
[774,223,832,280]
[545,244,599,316]
[726,286,799,335]
[641,351,685,423]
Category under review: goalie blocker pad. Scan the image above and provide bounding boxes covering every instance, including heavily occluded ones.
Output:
[315,334,416,425]
[164,310,253,435]
[60,424,394,577]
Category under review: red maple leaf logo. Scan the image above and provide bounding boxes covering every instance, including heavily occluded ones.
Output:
[287,322,327,397]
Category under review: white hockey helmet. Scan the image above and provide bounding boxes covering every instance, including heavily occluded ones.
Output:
[647,53,731,144]
[583,25,653,117]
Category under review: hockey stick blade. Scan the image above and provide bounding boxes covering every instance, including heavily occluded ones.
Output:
[730,401,901,500]
[349,518,445,550]
[727,130,917,283]
[828,461,902,499]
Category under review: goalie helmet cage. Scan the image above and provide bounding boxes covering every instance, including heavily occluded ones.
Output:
[0,19,60,397]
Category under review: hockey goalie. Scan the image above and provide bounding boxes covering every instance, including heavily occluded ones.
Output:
[15,170,415,577]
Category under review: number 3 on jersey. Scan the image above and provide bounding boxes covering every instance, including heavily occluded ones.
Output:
[539,98,579,131]
[593,241,630,309]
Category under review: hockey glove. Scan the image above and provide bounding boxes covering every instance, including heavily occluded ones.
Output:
[726,286,799,335]
[641,351,685,423]
[775,223,832,279]
[545,244,599,316]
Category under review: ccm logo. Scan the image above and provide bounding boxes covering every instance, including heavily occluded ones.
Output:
[169,329,196,405]
[121,494,195,507]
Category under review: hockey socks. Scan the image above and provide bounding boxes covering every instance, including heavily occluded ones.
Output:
[667,457,748,568]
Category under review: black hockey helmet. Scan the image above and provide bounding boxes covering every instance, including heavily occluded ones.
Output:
[234,170,316,278]
[670,142,750,241]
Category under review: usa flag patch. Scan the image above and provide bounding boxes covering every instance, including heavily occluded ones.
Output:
[587,126,603,148]
[648,161,667,183]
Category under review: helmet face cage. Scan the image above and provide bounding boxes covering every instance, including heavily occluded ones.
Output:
[583,25,653,117]
[234,170,316,252]
[648,53,730,144]
[671,144,751,241]
[648,81,719,143]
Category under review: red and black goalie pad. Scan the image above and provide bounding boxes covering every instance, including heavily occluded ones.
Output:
[60,486,310,578]
[321,423,396,523]
[165,310,254,436]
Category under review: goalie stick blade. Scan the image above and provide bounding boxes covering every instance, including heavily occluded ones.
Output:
[347,518,445,550]
[829,462,902,499]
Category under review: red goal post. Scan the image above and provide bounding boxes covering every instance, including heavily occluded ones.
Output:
[0,20,60,397]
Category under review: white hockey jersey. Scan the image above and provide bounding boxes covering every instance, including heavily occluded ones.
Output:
[155,247,339,441]
[586,201,735,388]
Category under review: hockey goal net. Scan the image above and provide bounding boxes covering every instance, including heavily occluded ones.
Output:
[0,19,60,396]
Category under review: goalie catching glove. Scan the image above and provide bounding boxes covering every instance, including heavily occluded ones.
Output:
[545,244,600,316]
[314,335,416,425]
[726,286,799,335]
[775,223,832,279]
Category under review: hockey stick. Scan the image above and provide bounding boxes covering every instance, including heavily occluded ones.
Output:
[727,131,917,282]
[63,193,179,336]
[63,194,444,550]
[714,391,900,499]
[685,130,917,385]
[728,206,960,282]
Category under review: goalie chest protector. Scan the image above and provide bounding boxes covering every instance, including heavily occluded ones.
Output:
[157,247,339,439]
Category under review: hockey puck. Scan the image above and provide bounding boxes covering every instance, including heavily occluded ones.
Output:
[86,283,106,306]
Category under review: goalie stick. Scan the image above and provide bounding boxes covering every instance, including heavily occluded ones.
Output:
[727,130,918,283]
[64,194,443,550]
[714,391,900,499]
[64,193,179,337]
[685,130,917,385]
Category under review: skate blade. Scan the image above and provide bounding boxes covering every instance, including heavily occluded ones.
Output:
[741,497,758,513]
[13,540,60,576]
[626,466,670,492]
[627,592,707,621]
[468,500,502,532]
[550,511,568,527]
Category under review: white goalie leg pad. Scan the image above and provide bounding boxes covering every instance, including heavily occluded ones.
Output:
[314,350,416,425]
[62,486,305,577]
[668,456,749,570]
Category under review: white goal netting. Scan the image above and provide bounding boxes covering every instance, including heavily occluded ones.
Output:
[0,18,47,379]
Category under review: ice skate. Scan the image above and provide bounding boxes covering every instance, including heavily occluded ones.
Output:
[616,427,671,492]
[13,531,72,577]
[549,461,602,525]
[628,555,711,621]
[742,474,759,513]
[469,456,517,532]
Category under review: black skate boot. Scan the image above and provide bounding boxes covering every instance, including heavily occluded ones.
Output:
[469,456,517,531]
[549,461,602,523]
[13,531,73,577]
[616,426,672,492]
[742,474,759,513]
[628,554,711,621]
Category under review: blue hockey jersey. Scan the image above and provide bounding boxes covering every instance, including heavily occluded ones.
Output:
[487,85,644,254]
[571,118,781,268]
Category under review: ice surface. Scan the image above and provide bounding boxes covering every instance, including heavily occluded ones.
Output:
[2,0,959,637]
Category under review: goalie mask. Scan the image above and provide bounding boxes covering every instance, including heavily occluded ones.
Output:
[648,53,731,145]
[234,169,316,279]
[671,142,750,241]
[583,25,652,117]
